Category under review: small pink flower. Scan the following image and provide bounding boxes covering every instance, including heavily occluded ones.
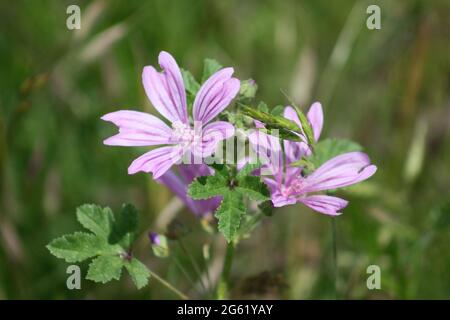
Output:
[250,104,376,216]
[102,51,239,179]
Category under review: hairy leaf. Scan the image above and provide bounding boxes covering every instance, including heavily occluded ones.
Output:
[236,176,270,201]
[86,255,124,283]
[215,193,245,243]
[125,258,151,289]
[188,175,228,200]
[46,232,108,263]
[76,204,114,239]
[108,203,138,248]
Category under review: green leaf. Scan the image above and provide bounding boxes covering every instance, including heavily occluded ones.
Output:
[309,138,363,169]
[239,79,257,99]
[188,175,228,200]
[293,105,315,146]
[46,232,107,263]
[215,193,245,243]
[280,91,314,146]
[76,204,114,239]
[236,176,270,201]
[241,105,302,135]
[181,68,200,96]
[125,258,151,289]
[236,161,262,179]
[210,163,230,178]
[270,105,284,116]
[86,255,124,283]
[257,101,269,113]
[202,58,223,82]
[109,203,138,248]
[258,200,274,216]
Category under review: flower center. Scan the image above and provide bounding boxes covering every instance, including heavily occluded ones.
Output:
[281,178,305,197]
[171,122,200,147]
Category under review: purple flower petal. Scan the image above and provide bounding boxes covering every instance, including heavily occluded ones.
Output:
[307,102,323,141]
[248,130,283,182]
[298,195,348,216]
[303,152,377,193]
[193,68,240,124]
[142,51,188,124]
[193,121,235,157]
[128,146,183,179]
[101,110,173,146]
[270,190,298,208]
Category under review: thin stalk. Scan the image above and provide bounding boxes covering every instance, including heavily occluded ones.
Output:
[178,239,208,294]
[331,217,338,299]
[148,269,189,300]
[172,255,202,296]
[200,247,213,297]
[216,241,235,300]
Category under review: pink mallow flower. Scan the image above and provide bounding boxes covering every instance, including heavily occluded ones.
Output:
[249,104,376,216]
[157,164,221,216]
[101,51,239,179]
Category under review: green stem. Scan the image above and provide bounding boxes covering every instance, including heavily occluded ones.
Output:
[148,269,189,300]
[178,239,208,294]
[331,217,338,299]
[217,241,235,300]
[172,255,202,296]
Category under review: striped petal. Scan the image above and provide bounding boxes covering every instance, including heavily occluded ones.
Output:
[142,51,188,124]
[128,146,184,179]
[299,195,348,216]
[193,68,240,124]
[101,110,173,146]
[303,152,377,193]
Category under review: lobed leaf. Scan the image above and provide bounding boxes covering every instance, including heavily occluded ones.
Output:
[215,193,245,243]
[86,255,124,283]
[108,203,138,248]
[236,176,270,202]
[188,175,228,200]
[76,204,114,239]
[46,232,108,263]
[125,258,151,290]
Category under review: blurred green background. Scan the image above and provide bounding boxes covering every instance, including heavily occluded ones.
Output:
[0,0,449,299]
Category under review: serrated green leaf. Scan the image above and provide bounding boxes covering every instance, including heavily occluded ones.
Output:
[215,193,245,243]
[309,138,363,170]
[76,204,114,239]
[188,175,228,200]
[202,58,223,82]
[210,163,230,178]
[46,232,107,263]
[125,258,151,289]
[236,176,270,201]
[236,161,262,179]
[86,255,124,283]
[108,203,138,248]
